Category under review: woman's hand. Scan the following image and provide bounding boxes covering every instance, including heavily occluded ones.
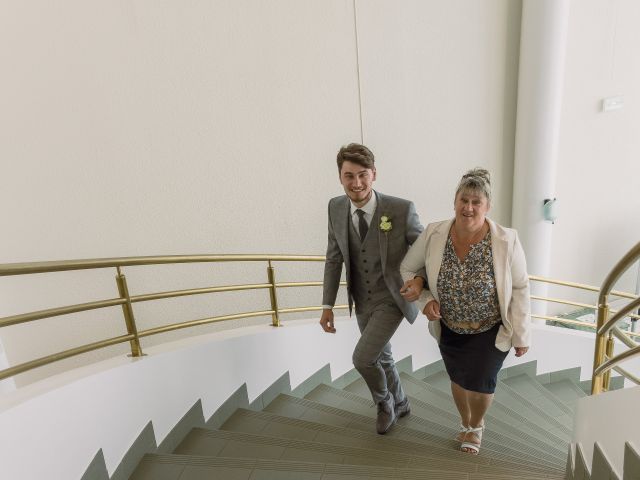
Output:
[422,300,442,321]
[400,277,424,302]
[514,346,529,357]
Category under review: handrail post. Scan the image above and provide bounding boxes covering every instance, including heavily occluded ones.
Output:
[603,333,615,391]
[591,302,609,394]
[115,267,143,356]
[267,260,281,327]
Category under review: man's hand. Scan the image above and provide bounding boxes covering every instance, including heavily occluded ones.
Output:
[319,309,336,333]
[422,300,442,321]
[400,277,424,302]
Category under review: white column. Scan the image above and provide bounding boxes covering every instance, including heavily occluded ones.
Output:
[512,0,571,303]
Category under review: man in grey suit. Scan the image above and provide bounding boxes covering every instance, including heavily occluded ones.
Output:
[320,143,426,434]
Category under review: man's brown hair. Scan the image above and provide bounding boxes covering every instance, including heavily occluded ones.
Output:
[336,143,375,172]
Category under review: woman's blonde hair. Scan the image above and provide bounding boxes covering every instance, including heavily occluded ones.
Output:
[455,168,491,203]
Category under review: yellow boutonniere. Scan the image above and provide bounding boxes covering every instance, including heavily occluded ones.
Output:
[379,215,392,233]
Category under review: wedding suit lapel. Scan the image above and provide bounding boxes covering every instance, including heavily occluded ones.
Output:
[335,197,351,269]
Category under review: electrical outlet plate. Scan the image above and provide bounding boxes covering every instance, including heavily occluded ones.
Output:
[602,96,623,112]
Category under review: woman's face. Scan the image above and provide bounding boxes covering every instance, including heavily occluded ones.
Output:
[454,189,490,230]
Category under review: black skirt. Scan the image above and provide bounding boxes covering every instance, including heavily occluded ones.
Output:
[439,320,508,394]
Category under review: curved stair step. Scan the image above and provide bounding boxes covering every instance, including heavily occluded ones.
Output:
[494,377,573,435]
[501,373,574,417]
[305,383,565,469]
[119,358,634,480]
[424,370,572,440]
[343,372,568,457]
[130,453,567,480]
[176,427,563,475]
[270,390,563,474]
[542,378,587,406]
[220,408,561,476]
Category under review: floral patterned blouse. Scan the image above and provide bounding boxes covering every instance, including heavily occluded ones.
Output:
[437,232,502,334]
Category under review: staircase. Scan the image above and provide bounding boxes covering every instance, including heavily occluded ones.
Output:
[124,358,636,480]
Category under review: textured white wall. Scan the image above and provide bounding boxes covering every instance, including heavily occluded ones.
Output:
[551,0,640,294]
[0,0,361,384]
[355,0,521,226]
[0,0,522,385]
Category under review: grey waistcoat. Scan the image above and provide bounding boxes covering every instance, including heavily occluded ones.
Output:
[348,216,393,313]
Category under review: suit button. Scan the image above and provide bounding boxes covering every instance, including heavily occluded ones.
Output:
[361,249,366,253]
[367,290,371,293]
[366,280,370,284]
[365,270,369,273]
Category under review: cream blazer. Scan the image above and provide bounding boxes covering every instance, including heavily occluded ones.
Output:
[400,218,531,352]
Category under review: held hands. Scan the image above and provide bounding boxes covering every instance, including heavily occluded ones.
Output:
[400,277,425,302]
[514,346,529,357]
[319,309,336,333]
[422,300,441,321]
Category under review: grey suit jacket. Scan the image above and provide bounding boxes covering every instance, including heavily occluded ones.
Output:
[322,191,424,323]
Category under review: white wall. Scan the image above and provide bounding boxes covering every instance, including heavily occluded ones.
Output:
[551,0,640,293]
[356,0,521,226]
[0,0,522,385]
[0,0,361,384]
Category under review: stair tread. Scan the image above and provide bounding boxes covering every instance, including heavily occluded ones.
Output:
[501,373,575,416]
[344,372,568,456]
[306,383,566,467]
[131,453,567,480]
[266,392,564,473]
[542,378,587,405]
[425,370,573,439]
[219,408,562,475]
[177,427,553,474]
[122,358,625,480]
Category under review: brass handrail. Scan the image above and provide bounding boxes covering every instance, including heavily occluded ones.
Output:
[529,274,638,300]
[1,252,638,387]
[613,365,640,386]
[0,254,327,276]
[0,334,135,380]
[0,254,347,382]
[0,298,126,328]
[138,310,277,337]
[591,241,640,394]
[530,296,640,321]
[132,284,272,303]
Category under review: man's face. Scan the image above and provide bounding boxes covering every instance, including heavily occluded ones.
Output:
[339,160,376,207]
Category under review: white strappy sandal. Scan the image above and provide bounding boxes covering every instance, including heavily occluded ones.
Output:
[460,424,484,455]
[456,424,469,442]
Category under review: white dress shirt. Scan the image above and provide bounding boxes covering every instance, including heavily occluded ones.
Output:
[350,192,377,236]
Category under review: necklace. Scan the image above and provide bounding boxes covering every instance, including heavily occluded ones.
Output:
[451,222,487,247]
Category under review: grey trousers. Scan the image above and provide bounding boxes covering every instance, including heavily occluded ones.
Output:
[352,302,406,405]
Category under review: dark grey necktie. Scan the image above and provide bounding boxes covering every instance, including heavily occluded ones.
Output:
[355,209,368,242]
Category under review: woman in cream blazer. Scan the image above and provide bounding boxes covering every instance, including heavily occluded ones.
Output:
[400,168,530,455]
